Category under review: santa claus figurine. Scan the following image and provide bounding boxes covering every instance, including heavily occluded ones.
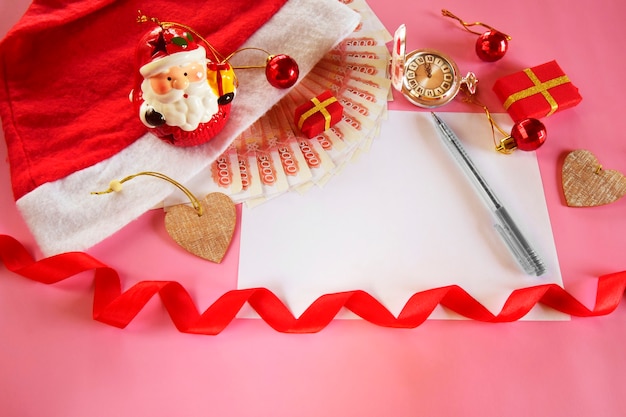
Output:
[131,21,236,147]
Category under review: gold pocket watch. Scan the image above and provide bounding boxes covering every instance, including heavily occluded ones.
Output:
[391,24,477,108]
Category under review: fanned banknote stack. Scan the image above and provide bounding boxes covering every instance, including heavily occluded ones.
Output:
[201,0,392,207]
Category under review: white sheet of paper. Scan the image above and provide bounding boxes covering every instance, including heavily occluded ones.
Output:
[238,111,565,320]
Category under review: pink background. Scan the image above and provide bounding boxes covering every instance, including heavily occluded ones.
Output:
[2,0,626,416]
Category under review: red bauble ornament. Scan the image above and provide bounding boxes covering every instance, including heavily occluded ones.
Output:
[442,10,511,62]
[475,30,509,62]
[510,118,547,151]
[266,54,299,88]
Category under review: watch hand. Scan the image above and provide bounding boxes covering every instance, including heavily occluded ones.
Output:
[425,62,432,77]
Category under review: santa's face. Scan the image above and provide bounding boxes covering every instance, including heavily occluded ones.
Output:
[141,59,219,131]
[149,63,205,96]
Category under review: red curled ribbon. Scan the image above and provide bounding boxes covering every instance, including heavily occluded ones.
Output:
[1,234,625,335]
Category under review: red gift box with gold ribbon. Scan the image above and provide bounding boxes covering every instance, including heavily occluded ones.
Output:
[294,90,343,138]
[492,60,582,122]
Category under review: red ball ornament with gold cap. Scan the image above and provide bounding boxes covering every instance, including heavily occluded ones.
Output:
[497,118,547,152]
[472,101,548,154]
[442,9,512,62]
[265,54,299,88]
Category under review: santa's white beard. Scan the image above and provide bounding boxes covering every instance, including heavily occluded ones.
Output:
[141,79,219,131]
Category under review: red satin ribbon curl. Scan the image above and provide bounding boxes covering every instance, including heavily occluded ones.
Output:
[1,234,625,335]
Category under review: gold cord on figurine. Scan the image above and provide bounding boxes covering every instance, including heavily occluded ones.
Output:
[136,11,277,69]
[136,10,225,63]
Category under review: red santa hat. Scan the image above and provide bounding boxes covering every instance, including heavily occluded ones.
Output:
[0,0,359,255]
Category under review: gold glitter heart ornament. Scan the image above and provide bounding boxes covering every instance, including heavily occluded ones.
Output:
[561,150,626,207]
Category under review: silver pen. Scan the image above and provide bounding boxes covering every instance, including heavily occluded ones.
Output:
[431,112,546,276]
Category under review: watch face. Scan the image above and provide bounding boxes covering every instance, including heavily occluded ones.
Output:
[401,50,460,108]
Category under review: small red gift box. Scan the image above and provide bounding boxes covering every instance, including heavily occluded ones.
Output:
[492,60,582,121]
[294,91,343,138]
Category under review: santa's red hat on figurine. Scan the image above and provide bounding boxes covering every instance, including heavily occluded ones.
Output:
[0,0,360,255]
